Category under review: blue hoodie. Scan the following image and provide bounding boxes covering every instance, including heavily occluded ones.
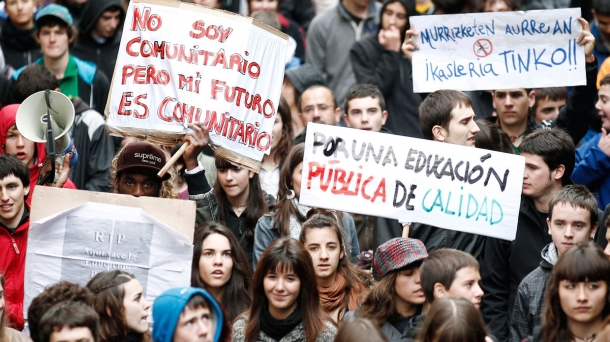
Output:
[152,287,223,342]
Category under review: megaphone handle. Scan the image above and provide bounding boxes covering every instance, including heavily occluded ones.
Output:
[157,141,190,179]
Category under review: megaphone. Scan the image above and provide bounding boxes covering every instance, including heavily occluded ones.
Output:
[16,90,78,174]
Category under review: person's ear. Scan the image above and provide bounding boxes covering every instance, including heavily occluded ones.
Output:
[381,110,388,125]
[552,164,565,181]
[528,90,536,108]
[547,217,552,235]
[24,186,30,197]
[591,222,599,239]
[343,113,351,127]
[431,125,446,142]
[433,282,447,300]
[106,306,112,317]
[248,170,254,179]
[334,107,341,124]
[491,91,497,109]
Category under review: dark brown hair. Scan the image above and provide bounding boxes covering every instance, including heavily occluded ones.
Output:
[299,210,372,316]
[214,157,268,241]
[272,96,294,165]
[420,249,479,304]
[357,262,423,326]
[28,281,95,342]
[532,87,568,115]
[542,243,610,342]
[474,119,514,154]
[335,317,388,342]
[86,271,149,342]
[419,90,473,140]
[344,84,386,114]
[35,16,78,49]
[39,302,100,342]
[271,143,304,237]
[601,73,610,88]
[547,184,598,228]
[191,222,253,323]
[518,128,575,186]
[244,237,330,342]
[417,297,488,342]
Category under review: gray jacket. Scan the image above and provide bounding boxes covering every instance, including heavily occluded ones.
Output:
[231,316,337,342]
[509,243,557,342]
[253,212,360,269]
[306,1,380,108]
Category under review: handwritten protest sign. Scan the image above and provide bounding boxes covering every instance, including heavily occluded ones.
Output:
[299,123,525,241]
[24,189,194,318]
[106,0,288,171]
[410,9,585,93]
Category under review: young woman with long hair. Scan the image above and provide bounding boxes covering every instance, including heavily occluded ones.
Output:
[253,144,360,267]
[0,274,30,342]
[299,210,372,322]
[528,243,610,342]
[193,127,272,265]
[354,238,428,341]
[231,237,337,342]
[259,97,293,200]
[417,297,493,342]
[191,221,253,324]
[86,270,152,342]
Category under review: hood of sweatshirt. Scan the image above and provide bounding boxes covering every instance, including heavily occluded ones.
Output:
[378,0,417,41]
[78,0,125,36]
[540,243,558,270]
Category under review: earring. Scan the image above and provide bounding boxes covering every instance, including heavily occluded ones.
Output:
[286,189,295,200]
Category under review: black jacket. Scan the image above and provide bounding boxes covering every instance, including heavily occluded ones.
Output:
[0,19,42,74]
[278,0,315,31]
[69,97,116,192]
[481,195,552,342]
[350,0,422,138]
[72,0,125,81]
[408,223,487,262]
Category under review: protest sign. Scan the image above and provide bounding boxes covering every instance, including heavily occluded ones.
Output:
[105,0,288,171]
[410,8,585,93]
[24,188,195,318]
[299,123,525,241]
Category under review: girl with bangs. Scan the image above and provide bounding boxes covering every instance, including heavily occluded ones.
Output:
[191,222,253,324]
[253,143,360,268]
[527,243,610,342]
[232,237,337,342]
[299,210,373,322]
[194,129,273,264]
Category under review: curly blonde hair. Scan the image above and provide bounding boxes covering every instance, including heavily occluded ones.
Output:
[109,142,178,199]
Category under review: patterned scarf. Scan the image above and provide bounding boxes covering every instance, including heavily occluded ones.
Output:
[288,198,310,239]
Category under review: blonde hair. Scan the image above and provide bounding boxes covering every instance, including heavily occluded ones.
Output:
[109,142,177,199]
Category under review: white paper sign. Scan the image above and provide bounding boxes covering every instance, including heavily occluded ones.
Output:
[106,0,288,164]
[24,202,193,318]
[410,9,585,93]
[299,123,525,241]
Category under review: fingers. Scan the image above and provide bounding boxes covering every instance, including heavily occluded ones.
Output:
[578,17,589,32]
[603,128,607,138]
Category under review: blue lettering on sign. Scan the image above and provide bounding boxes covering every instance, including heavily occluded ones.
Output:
[498,39,577,74]
[421,188,504,225]
[504,17,570,35]
[420,20,495,49]
[425,59,499,81]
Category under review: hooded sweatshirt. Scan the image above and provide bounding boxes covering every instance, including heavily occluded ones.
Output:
[72,0,125,81]
[0,105,76,207]
[0,18,43,76]
[508,243,557,342]
[152,287,224,342]
[349,0,423,138]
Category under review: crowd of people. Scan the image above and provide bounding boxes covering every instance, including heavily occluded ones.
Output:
[0,0,609,341]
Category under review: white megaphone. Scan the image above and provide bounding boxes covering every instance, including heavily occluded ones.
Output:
[16,90,78,179]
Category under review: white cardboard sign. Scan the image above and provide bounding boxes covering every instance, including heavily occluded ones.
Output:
[410,8,585,93]
[299,123,525,241]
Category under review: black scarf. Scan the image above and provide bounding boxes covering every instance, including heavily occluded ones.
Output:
[0,20,38,51]
[125,332,143,342]
[260,304,303,341]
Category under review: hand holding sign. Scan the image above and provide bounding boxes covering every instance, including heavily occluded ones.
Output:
[577,17,595,62]
[183,123,210,171]
[401,29,419,61]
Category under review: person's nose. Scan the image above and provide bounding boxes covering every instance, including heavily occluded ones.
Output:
[132,184,145,197]
[213,252,222,265]
[16,135,25,148]
[564,226,574,239]
[195,319,209,338]
[142,296,151,311]
[0,187,9,201]
[470,121,480,134]
[320,247,329,260]
[596,99,603,114]
[576,284,587,302]
[604,244,610,261]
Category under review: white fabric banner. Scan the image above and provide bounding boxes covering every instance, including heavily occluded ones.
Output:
[410,8,585,93]
[106,0,288,164]
[299,123,525,241]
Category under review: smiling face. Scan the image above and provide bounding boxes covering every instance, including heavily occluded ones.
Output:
[437,104,480,146]
[198,233,234,291]
[303,227,343,287]
[548,202,597,257]
[122,279,151,334]
[597,85,610,131]
[559,280,608,327]
[264,265,301,320]
[0,174,28,229]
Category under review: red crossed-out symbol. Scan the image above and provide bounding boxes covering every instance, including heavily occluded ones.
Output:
[473,39,493,58]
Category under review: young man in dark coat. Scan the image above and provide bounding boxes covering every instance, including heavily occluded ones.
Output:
[72,0,125,82]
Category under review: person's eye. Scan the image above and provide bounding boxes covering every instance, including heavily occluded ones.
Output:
[203,251,212,256]
[201,314,210,322]
[589,284,599,289]
[144,182,154,188]
[125,180,134,186]
[319,105,329,111]
[309,246,318,251]
[222,251,231,257]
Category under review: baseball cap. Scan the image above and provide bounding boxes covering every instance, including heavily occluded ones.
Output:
[116,142,171,181]
[374,238,428,278]
[35,4,74,26]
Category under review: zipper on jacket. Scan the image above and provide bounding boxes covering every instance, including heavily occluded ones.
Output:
[11,236,19,254]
